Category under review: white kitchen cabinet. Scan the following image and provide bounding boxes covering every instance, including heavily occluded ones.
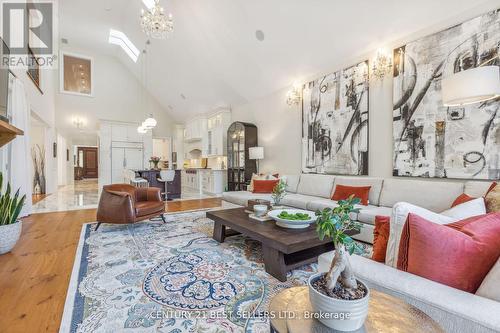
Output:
[202,110,231,157]
[184,118,206,142]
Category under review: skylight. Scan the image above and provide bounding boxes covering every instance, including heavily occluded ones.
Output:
[108,29,140,62]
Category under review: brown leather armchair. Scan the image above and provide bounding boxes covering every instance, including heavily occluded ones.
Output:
[96,184,166,230]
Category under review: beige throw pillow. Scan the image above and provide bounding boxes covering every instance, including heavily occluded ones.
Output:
[476,258,500,302]
[485,184,500,212]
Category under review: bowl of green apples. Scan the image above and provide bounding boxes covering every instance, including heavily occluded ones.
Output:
[267,209,317,229]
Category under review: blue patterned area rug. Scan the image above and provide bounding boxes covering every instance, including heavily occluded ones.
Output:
[60,210,371,333]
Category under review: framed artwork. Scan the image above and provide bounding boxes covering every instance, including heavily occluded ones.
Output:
[27,46,42,93]
[302,61,369,175]
[60,51,94,97]
[393,9,500,180]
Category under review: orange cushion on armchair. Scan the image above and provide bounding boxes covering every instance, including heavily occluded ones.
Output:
[397,212,500,293]
[331,184,371,205]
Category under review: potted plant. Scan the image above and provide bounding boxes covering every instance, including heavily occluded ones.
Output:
[308,196,369,331]
[0,173,26,255]
[271,179,287,208]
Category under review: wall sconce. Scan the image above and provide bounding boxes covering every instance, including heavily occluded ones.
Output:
[371,49,392,81]
[286,82,302,106]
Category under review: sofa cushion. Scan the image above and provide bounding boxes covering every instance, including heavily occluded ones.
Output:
[281,175,300,193]
[441,198,486,219]
[332,176,384,205]
[296,174,335,198]
[386,202,457,268]
[306,198,338,212]
[476,258,500,302]
[372,215,390,263]
[281,193,318,210]
[331,184,371,205]
[397,213,500,293]
[357,205,393,225]
[464,181,497,197]
[222,191,272,206]
[252,179,279,193]
[485,184,500,213]
[379,178,463,212]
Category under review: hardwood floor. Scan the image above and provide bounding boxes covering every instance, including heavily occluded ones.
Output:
[0,198,222,333]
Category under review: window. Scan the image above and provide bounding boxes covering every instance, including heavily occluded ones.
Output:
[108,29,140,62]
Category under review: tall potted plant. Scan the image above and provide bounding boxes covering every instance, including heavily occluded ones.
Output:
[0,173,26,254]
[308,196,369,331]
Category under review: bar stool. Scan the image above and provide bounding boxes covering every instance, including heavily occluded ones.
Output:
[157,170,176,201]
[125,170,149,188]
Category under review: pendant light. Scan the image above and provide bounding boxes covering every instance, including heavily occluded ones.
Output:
[137,40,157,133]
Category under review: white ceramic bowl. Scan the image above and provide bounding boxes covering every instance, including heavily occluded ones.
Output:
[267,209,317,229]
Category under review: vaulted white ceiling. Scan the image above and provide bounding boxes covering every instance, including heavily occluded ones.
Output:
[59,0,498,122]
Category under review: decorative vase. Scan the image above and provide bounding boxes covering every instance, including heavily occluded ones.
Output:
[308,272,370,331]
[0,221,22,254]
[34,182,41,195]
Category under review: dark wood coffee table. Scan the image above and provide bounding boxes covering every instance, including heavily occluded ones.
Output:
[206,207,359,282]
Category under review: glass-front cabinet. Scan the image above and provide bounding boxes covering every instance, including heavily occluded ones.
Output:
[227,122,257,191]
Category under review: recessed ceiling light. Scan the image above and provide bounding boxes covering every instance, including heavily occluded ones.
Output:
[181,94,186,99]
[108,29,140,62]
[255,30,265,42]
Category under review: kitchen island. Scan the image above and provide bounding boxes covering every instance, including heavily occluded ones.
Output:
[136,169,182,200]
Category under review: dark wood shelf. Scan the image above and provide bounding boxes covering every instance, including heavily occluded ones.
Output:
[0,119,24,147]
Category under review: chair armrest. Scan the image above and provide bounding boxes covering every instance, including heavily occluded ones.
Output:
[136,187,162,202]
[97,189,136,223]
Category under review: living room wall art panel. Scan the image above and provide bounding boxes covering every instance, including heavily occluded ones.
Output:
[302,61,369,175]
[393,9,500,180]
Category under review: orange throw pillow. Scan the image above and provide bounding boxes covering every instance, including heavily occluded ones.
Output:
[331,185,371,205]
[397,212,500,293]
[372,215,390,263]
[451,182,497,208]
[252,179,279,193]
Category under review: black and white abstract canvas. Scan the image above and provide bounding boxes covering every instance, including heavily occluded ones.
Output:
[393,9,500,180]
[302,61,369,175]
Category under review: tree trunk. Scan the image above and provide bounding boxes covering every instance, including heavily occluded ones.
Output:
[325,243,357,292]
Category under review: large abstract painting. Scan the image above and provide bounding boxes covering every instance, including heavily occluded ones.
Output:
[393,9,500,180]
[302,61,369,175]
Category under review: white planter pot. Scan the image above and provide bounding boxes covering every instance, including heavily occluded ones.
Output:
[0,221,22,254]
[308,272,370,331]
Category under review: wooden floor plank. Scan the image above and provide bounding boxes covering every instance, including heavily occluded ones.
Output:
[0,198,222,333]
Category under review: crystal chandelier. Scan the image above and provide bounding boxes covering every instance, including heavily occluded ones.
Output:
[140,0,173,39]
[371,49,392,81]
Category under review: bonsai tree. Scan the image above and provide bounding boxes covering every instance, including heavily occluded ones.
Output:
[315,195,365,299]
[0,172,26,226]
[271,179,287,206]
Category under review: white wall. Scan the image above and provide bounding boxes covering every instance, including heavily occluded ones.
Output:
[232,5,498,178]
[55,48,176,143]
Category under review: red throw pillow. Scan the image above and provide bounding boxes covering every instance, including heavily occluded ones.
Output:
[450,182,498,208]
[451,193,475,207]
[372,215,390,263]
[397,212,500,293]
[331,185,371,205]
[252,179,279,193]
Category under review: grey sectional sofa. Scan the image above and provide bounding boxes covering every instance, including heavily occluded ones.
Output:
[222,173,495,244]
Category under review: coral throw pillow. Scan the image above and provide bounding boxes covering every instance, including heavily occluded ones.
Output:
[252,179,279,193]
[451,182,497,208]
[331,185,371,206]
[485,184,500,213]
[372,215,390,263]
[397,213,500,293]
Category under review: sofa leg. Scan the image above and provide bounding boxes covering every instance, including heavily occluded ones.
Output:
[95,222,102,231]
[160,214,167,224]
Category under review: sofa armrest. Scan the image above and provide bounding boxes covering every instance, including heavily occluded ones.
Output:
[319,253,500,332]
[136,187,162,202]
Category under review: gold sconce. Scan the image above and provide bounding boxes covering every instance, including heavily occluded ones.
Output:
[371,49,393,81]
[286,82,302,106]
